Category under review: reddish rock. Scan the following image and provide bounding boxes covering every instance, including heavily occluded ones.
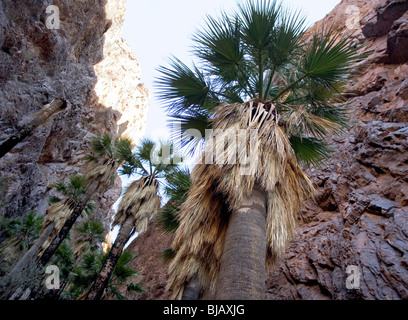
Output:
[120,220,174,300]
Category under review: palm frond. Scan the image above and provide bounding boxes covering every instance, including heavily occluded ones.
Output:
[301,27,364,87]
[193,12,247,87]
[155,56,214,115]
[289,135,331,166]
[127,282,144,293]
[168,110,211,157]
[160,248,177,264]
[113,250,138,283]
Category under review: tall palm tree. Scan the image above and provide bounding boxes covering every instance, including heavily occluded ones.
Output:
[86,138,177,300]
[0,98,67,159]
[156,0,363,299]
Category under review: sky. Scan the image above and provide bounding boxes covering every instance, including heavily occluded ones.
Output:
[122,0,342,142]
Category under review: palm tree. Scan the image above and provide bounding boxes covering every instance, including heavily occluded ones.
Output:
[36,134,134,267]
[1,134,133,289]
[0,211,43,277]
[156,0,363,299]
[0,175,88,290]
[68,249,143,300]
[52,219,106,299]
[0,98,67,159]
[86,138,177,300]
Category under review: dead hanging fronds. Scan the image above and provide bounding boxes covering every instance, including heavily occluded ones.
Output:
[85,160,118,194]
[167,101,316,299]
[113,176,161,234]
[36,199,75,258]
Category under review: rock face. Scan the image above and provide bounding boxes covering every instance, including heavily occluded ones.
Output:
[0,0,148,227]
[266,0,408,300]
[124,0,408,300]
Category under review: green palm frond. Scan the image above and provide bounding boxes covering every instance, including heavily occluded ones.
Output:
[160,248,177,264]
[156,167,191,233]
[300,27,364,88]
[168,109,211,157]
[193,12,248,89]
[0,211,43,255]
[127,282,144,293]
[113,250,138,283]
[53,239,74,278]
[156,204,180,233]
[50,174,87,200]
[89,133,114,159]
[114,138,135,164]
[238,0,280,52]
[109,285,127,300]
[156,56,215,115]
[290,135,331,166]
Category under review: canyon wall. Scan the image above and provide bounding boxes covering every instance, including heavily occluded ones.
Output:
[125,0,408,300]
[0,0,148,227]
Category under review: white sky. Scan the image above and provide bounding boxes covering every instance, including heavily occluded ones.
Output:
[122,0,342,141]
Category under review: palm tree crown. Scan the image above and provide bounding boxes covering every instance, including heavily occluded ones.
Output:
[156,0,362,162]
[156,0,363,299]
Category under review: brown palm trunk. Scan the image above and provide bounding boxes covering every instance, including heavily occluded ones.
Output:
[215,182,267,300]
[0,99,66,159]
[37,181,100,267]
[182,273,200,300]
[86,215,136,300]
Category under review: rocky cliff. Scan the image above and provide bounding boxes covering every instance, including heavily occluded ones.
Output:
[0,0,148,227]
[125,0,408,300]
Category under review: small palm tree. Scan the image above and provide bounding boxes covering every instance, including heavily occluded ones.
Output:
[49,219,106,299]
[70,249,143,300]
[86,138,177,300]
[156,0,363,299]
[0,212,43,276]
[72,219,106,260]
[0,98,66,159]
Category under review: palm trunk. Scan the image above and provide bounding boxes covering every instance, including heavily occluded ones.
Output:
[182,273,200,300]
[0,222,55,287]
[86,215,136,300]
[215,182,267,300]
[37,181,100,267]
[0,99,66,159]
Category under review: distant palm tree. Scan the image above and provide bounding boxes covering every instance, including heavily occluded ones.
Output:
[53,219,106,298]
[86,138,177,300]
[0,211,43,276]
[37,134,134,267]
[72,219,106,260]
[69,249,143,300]
[0,175,88,289]
[0,98,66,159]
[156,0,362,299]
[1,134,133,289]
